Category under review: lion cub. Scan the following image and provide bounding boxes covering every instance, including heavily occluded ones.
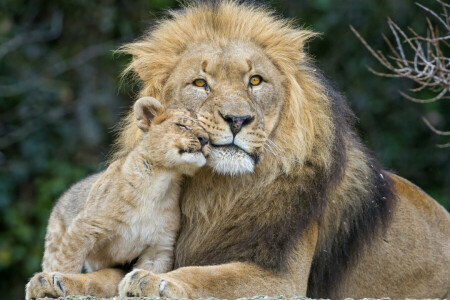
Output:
[36,97,210,276]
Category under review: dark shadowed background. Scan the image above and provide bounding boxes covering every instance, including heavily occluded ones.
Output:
[1,0,449,299]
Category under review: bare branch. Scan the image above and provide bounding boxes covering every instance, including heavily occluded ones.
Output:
[387,18,408,65]
[416,2,450,30]
[436,142,450,148]
[423,117,450,148]
[352,0,450,145]
[422,116,450,135]
[400,89,448,103]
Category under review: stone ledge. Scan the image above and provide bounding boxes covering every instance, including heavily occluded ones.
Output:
[35,297,444,300]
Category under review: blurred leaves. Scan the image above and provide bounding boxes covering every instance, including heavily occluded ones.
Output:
[0,0,449,299]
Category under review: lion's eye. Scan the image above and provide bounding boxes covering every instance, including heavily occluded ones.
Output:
[249,75,262,86]
[176,123,188,130]
[193,79,207,87]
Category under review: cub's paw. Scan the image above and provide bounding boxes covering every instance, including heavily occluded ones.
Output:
[119,269,188,298]
[25,272,67,299]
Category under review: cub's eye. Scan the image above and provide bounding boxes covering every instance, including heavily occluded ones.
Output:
[249,75,262,86]
[176,123,188,130]
[193,79,207,87]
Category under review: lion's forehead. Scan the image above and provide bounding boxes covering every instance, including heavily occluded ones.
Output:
[181,41,269,77]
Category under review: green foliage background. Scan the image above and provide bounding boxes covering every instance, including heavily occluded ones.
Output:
[0,0,448,299]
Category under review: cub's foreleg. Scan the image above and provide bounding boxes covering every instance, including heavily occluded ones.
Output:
[26,268,125,299]
[42,214,66,272]
[133,237,175,274]
[46,216,112,273]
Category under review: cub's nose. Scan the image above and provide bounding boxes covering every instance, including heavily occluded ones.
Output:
[198,135,209,147]
[221,113,254,135]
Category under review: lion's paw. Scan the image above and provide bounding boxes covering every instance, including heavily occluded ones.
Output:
[25,272,67,299]
[119,269,188,298]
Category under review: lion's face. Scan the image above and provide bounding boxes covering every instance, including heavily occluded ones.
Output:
[161,41,285,175]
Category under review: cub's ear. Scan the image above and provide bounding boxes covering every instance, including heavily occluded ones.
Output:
[133,97,164,131]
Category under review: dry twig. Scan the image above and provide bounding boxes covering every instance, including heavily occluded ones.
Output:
[351,0,450,147]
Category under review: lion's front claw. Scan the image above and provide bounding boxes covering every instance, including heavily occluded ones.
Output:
[119,269,188,298]
[158,278,188,298]
[25,272,66,300]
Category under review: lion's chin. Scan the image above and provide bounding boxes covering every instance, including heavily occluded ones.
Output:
[207,146,255,176]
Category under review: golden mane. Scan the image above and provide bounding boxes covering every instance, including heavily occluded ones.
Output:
[116,1,334,174]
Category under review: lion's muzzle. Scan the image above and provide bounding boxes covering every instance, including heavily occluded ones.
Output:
[218,112,255,136]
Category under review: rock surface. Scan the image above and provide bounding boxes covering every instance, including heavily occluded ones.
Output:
[36,297,444,300]
[36,297,427,300]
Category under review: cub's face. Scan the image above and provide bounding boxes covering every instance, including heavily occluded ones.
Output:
[134,97,211,175]
[160,41,285,175]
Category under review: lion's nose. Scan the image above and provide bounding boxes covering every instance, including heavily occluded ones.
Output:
[198,135,209,147]
[221,114,254,135]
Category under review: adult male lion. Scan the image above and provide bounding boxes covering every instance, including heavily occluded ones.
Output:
[27,1,449,299]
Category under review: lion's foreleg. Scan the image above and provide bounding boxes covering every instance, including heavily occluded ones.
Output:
[119,262,294,298]
[120,223,319,298]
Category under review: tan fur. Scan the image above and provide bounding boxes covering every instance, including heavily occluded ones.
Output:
[25,97,211,299]
[337,174,450,298]
[26,2,449,299]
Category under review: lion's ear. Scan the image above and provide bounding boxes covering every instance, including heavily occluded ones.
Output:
[133,97,165,131]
